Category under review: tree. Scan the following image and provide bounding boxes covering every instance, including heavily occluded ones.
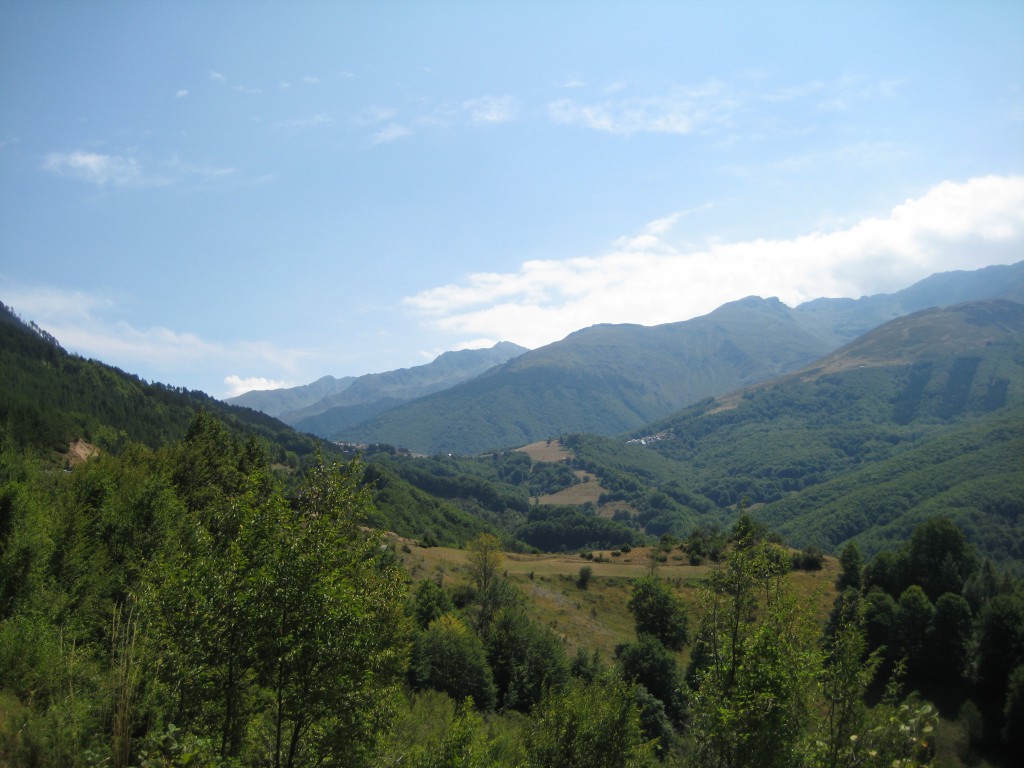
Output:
[524,675,655,768]
[627,575,689,651]
[686,544,818,768]
[143,449,411,768]
[894,586,934,684]
[412,614,497,711]
[616,633,688,725]
[256,456,411,768]
[975,593,1024,706]
[486,608,569,712]
[1003,664,1024,760]
[577,565,593,590]
[926,593,972,689]
[837,542,862,592]
[466,533,503,594]
[412,578,454,630]
[905,517,976,601]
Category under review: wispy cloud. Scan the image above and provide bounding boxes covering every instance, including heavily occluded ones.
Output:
[463,95,518,124]
[370,124,412,145]
[548,81,735,135]
[41,151,163,187]
[548,74,903,137]
[208,70,227,84]
[274,113,334,131]
[43,150,238,188]
[0,281,315,398]
[175,89,189,99]
[405,176,1024,349]
[817,75,903,112]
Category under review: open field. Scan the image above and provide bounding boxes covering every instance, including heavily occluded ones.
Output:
[518,440,635,516]
[392,536,841,661]
[517,440,572,463]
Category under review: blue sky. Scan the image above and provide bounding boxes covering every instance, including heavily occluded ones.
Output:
[2,1,1022,398]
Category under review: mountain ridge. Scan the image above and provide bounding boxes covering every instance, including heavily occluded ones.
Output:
[333,262,1024,454]
[226,341,527,425]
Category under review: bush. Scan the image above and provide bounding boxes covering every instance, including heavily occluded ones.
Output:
[577,566,593,590]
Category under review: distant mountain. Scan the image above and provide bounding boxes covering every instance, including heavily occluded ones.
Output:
[792,260,1024,344]
[334,296,836,454]
[226,374,357,419]
[225,342,527,432]
[621,299,1024,560]
[335,262,1024,454]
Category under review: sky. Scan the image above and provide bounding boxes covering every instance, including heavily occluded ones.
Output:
[1,1,1023,399]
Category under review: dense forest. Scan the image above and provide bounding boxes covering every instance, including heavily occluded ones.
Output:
[2,413,1022,765]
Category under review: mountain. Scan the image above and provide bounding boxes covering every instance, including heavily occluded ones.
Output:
[0,300,327,462]
[613,299,1024,560]
[226,341,527,431]
[792,260,1024,344]
[334,263,1024,454]
[335,296,836,454]
[225,374,357,419]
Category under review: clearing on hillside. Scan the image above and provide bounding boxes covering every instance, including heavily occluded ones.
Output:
[517,439,572,463]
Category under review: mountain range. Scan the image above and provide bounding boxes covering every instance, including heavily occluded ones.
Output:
[2,263,1022,564]
[259,261,1023,454]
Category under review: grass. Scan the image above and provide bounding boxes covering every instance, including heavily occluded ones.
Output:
[392,536,842,662]
[517,440,572,463]
[519,440,636,517]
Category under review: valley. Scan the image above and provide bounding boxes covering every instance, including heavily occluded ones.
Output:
[1,262,1023,766]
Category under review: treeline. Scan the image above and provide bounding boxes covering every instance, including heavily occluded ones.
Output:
[0,304,326,465]
[829,519,1024,761]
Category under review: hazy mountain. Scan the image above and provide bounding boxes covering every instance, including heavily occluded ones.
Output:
[334,296,838,454]
[225,341,527,425]
[792,260,1024,344]
[226,374,358,419]
[334,263,1024,454]
[624,299,1024,559]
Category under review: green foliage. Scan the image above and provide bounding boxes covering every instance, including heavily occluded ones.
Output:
[516,504,640,552]
[627,575,690,651]
[486,608,570,713]
[1003,665,1024,760]
[412,578,455,630]
[523,674,656,768]
[577,565,593,589]
[687,544,818,768]
[412,614,497,711]
[837,542,863,591]
[616,633,688,725]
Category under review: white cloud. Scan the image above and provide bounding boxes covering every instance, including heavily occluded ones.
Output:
[42,151,160,187]
[463,95,518,124]
[303,75,320,84]
[223,375,299,397]
[275,113,334,130]
[175,89,189,99]
[0,282,315,398]
[548,81,734,135]
[43,150,240,188]
[208,70,227,84]
[370,123,412,145]
[405,176,1024,349]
